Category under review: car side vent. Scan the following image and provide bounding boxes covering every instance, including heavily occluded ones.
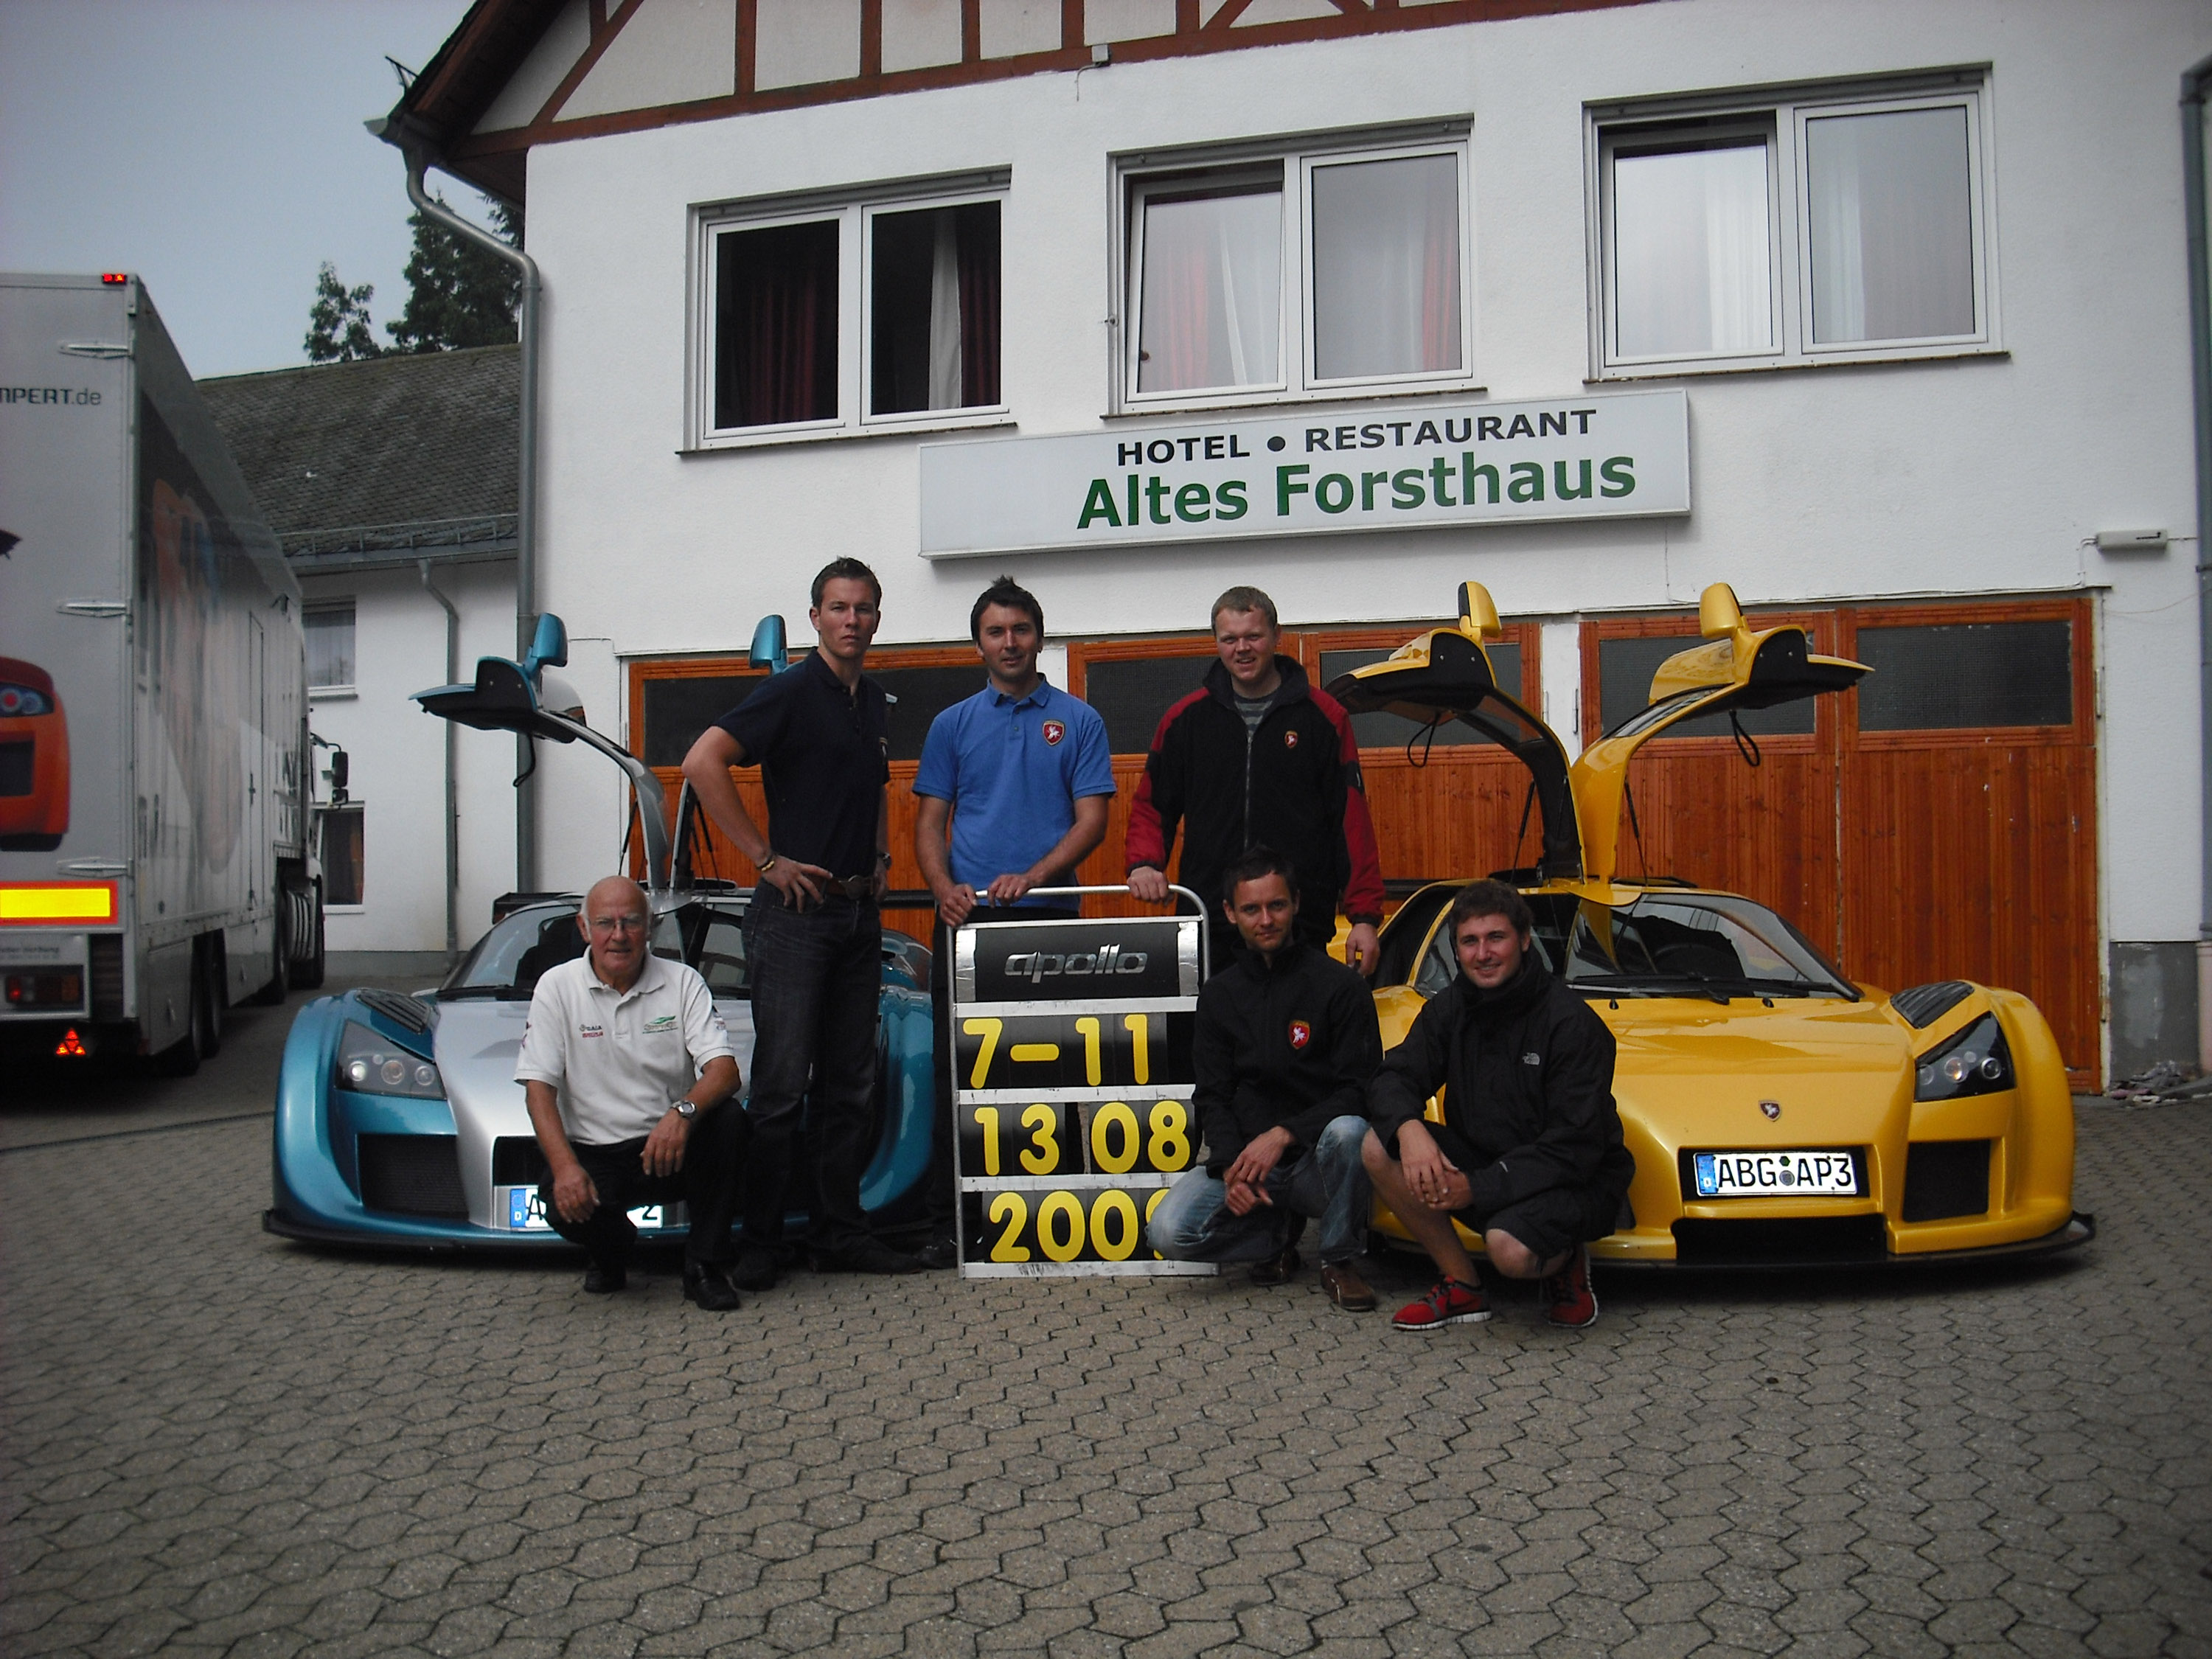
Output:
[358,987,434,1034]
[1672,1215,1886,1266]
[1892,981,1973,1029]
[1902,1139,1991,1222]
[493,1135,549,1186]
[358,1134,467,1217]
[88,934,125,1020]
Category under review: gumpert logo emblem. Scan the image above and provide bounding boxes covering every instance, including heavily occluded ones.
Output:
[1760,1099,1782,1121]
[1284,729,1299,748]
[1288,1020,1312,1050]
[1004,945,1148,983]
[1042,719,1065,745]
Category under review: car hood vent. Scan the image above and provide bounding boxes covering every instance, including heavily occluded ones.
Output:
[1891,981,1973,1030]
[358,987,434,1034]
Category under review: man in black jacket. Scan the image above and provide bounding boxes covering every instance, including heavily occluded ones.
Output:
[1363,880,1634,1332]
[1147,849,1383,1310]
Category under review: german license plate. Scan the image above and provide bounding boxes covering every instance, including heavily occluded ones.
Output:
[1691,1150,1861,1199]
[499,1186,681,1231]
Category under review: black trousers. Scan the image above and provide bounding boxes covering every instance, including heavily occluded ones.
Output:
[539,1103,747,1270]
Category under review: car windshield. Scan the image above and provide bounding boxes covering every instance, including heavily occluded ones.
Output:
[1415,890,1853,1001]
[439,900,751,1000]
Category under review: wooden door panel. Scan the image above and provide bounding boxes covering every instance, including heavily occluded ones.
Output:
[1359,752,1546,885]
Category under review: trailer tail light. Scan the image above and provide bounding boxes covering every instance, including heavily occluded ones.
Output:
[54,1028,88,1057]
[100,272,129,285]
[0,882,117,923]
[6,969,83,1008]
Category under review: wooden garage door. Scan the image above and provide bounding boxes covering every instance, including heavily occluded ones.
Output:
[1581,598,2098,1088]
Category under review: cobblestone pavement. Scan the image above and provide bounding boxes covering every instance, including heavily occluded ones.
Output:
[3,1023,2208,1658]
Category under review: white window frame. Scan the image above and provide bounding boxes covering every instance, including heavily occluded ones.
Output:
[1586,70,1998,380]
[1112,125,1479,416]
[686,172,1010,451]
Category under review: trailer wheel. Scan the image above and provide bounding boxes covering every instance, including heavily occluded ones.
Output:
[253,883,291,1005]
[295,879,327,989]
[154,950,215,1078]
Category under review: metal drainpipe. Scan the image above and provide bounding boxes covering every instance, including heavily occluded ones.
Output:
[419,560,461,959]
[2185,54,2212,1073]
[397,143,541,893]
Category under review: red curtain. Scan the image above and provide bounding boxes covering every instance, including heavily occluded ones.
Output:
[957,204,1001,407]
[716,220,837,428]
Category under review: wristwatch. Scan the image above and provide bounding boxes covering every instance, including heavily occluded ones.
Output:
[672,1099,698,1121]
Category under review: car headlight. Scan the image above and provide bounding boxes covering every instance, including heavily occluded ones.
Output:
[334,1020,445,1098]
[0,682,54,717]
[1914,1013,2013,1101]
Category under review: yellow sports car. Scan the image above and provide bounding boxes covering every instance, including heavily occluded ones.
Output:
[1330,582,2091,1267]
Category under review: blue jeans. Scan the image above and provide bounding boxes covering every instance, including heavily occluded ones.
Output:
[741,885,881,1254]
[1147,1113,1372,1266]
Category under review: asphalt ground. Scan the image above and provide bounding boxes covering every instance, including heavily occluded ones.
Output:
[2,982,2208,1658]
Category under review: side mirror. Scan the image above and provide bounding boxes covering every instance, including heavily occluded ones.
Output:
[329,749,349,802]
[748,614,789,672]
[521,613,568,681]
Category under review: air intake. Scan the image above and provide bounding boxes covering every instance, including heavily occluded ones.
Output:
[358,1134,467,1217]
[1892,981,1973,1029]
[1902,1139,1990,1222]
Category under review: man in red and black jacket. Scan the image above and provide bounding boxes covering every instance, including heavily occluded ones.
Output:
[1124,586,1386,975]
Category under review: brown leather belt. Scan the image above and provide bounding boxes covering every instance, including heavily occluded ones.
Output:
[825,875,878,900]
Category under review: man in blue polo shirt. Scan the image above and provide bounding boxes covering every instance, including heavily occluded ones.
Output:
[912,576,1116,1267]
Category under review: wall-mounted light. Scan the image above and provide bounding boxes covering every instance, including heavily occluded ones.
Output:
[2095,528,2168,553]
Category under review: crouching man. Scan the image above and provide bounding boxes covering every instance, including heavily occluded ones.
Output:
[1147,849,1383,1310]
[515,876,748,1310]
[1363,880,1634,1332]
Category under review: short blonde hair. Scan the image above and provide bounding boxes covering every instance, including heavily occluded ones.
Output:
[1211,585,1278,630]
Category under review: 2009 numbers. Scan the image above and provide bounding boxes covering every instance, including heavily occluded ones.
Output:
[982,1186,1172,1263]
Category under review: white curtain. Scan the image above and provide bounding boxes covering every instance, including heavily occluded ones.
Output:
[1136,188,1281,393]
[1613,142,1771,358]
[926,210,963,410]
[1309,153,1462,380]
[1807,108,1974,344]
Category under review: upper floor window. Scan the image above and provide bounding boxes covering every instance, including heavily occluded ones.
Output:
[695,181,1004,445]
[1120,133,1472,411]
[1592,74,1993,376]
[305,602,355,691]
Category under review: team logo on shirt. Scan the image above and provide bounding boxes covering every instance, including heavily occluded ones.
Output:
[579,1023,604,1039]
[1042,720,1065,745]
[1288,1020,1312,1050]
[1284,729,1299,748]
[644,1014,678,1032]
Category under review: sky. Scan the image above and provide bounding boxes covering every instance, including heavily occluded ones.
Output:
[0,0,496,380]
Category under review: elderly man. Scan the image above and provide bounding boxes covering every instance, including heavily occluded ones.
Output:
[515,876,747,1309]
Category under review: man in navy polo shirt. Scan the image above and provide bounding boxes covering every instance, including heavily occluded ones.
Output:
[682,557,922,1285]
[912,576,1116,1267]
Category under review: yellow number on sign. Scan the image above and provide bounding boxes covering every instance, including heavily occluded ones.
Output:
[1075,1016,1102,1085]
[1091,1189,1139,1261]
[1090,1101,1140,1174]
[963,1018,1003,1090]
[1123,1013,1150,1084]
[987,1192,1031,1262]
[1145,1186,1169,1259]
[970,1106,1002,1176]
[1020,1103,1060,1174]
[1037,1192,1085,1262]
[1147,1100,1192,1171]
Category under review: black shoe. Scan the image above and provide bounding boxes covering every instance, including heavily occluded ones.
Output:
[1248,1245,1302,1286]
[916,1235,960,1271]
[830,1240,925,1275]
[683,1262,743,1311]
[732,1244,782,1292]
[582,1261,626,1294]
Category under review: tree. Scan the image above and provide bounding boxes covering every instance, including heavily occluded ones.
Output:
[383,197,523,354]
[305,264,382,363]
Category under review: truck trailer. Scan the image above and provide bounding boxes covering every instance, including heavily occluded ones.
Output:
[1,272,323,1072]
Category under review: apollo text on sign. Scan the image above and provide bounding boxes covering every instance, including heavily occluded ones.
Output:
[917,389,1689,558]
[950,914,1213,1278]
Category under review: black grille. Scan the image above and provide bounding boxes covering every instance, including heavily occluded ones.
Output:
[1892,981,1973,1029]
[493,1135,549,1186]
[1672,1214,1887,1265]
[0,740,31,796]
[1902,1139,1991,1222]
[358,1134,467,1217]
[358,987,434,1034]
[89,935,125,1020]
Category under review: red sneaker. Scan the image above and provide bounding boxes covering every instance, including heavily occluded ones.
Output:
[1391,1277,1489,1332]
[1544,1245,1598,1328]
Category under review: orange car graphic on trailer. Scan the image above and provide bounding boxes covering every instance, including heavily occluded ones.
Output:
[0,656,68,852]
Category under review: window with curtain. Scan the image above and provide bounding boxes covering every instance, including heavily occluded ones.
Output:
[714,219,839,430]
[870,201,1001,415]
[1596,78,1989,375]
[1124,137,1470,406]
[305,602,355,690]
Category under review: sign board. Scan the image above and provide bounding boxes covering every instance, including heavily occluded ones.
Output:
[919,388,1688,559]
[952,911,1214,1278]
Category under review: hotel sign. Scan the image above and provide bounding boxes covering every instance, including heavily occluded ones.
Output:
[919,389,1688,559]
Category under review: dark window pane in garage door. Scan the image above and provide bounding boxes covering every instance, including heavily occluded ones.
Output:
[1598,636,1815,738]
[1854,620,2072,730]
[1321,644,1520,748]
[644,676,757,768]
[872,664,989,761]
[1085,655,1218,753]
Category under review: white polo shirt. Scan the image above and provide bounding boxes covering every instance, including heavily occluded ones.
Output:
[514,951,736,1146]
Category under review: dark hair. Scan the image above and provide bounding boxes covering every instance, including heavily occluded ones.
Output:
[970,575,1043,642]
[1221,845,1298,906]
[1448,878,1534,939]
[811,557,883,610]
[1211,585,1279,630]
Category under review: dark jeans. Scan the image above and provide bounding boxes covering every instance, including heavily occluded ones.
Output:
[742,884,883,1254]
[926,905,1079,1235]
[538,1103,746,1270]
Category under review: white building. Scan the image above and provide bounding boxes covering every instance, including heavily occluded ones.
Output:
[382,0,2212,1088]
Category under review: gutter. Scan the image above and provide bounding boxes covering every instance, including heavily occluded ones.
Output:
[420,560,462,960]
[367,112,542,892]
[2185,55,2212,1073]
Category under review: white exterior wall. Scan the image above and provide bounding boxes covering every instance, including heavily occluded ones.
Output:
[512,0,2208,952]
[300,562,519,953]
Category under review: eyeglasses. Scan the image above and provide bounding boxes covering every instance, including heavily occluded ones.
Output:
[588,916,648,933]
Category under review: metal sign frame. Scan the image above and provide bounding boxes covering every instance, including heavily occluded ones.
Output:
[950,886,1217,1278]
